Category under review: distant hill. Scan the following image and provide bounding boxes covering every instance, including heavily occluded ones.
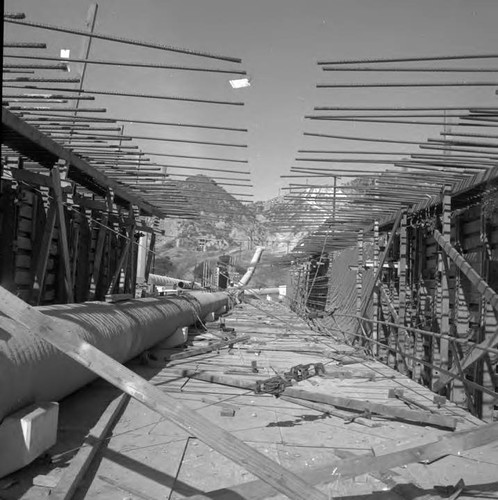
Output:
[152,176,339,285]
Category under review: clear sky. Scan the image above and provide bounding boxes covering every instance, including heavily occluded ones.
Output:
[4,0,498,201]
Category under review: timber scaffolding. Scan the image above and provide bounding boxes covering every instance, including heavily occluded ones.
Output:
[282,53,498,423]
[2,7,252,304]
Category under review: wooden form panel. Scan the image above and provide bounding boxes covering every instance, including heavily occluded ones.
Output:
[0,162,154,305]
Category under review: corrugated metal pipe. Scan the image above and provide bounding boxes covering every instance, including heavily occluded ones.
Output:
[0,291,230,422]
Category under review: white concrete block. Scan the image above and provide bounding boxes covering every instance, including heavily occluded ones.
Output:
[204,311,217,323]
[0,402,58,479]
[155,326,189,348]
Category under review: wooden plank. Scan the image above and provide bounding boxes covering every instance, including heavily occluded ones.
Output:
[283,387,457,429]
[397,213,409,374]
[106,236,131,294]
[104,293,133,303]
[144,231,155,282]
[49,394,130,500]
[51,165,74,303]
[356,210,404,338]
[32,201,57,304]
[187,421,498,500]
[439,187,452,380]
[155,335,251,361]
[0,287,327,500]
[433,229,498,313]
[89,214,108,299]
[11,168,73,192]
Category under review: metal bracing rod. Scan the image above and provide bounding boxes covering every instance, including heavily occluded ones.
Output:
[4,42,46,48]
[3,77,81,83]
[63,144,139,149]
[3,13,26,19]
[9,106,107,112]
[314,106,498,111]
[322,67,498,72]
[303,132,423,145]
[36,126,122,132]
[147,163,250,175]
[4,94,95,100]
[67,130,247,148]
[4,99,69,104]
[305,117,496,127]
[308,113,489,118]
[3,63,69,70]
[5,19,242,63]
[428,138,498,149]
[297,150,497,159]
[3,85,245,106]
[440,131,498,139]
[317,53,498,65]
[20,111,247,132]
[294,157,497,166]
[317,82,498,88]
[146,152,248,163]
[393,161,493,171]
[420,144,498,155]
[4,54,247,75]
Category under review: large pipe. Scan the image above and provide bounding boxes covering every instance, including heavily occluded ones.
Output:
[237,246,265,287]
[0,291,229,422]
[148,273,202,289]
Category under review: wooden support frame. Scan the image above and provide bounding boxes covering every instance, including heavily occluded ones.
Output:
[0,287,328,500]
[31,201,57,305]
[396,212,408,374]
[439,186,452,378]
[51,164,74,303]
[355,210,404,341]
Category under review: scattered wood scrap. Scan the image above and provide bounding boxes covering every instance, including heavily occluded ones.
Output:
[151,334,250,362]
[186,421,498,500]
[283,388,457,429]
[0,287,329,500]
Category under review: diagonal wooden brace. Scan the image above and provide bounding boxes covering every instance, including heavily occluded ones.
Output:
[0,286,327,500]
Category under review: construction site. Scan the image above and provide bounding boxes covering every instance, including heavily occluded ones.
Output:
[1,2,498,500]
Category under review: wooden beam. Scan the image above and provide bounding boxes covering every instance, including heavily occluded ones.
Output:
[32,201,57,305]
[434,326,498,393]
[144,231,156,282]
[377,284,399,322]
[10,168,73,192]
[439,186,452,377]
[397,213,408,373]
[283,388,457,430]
[49,394,130,500]
[51,165,74,303]
[433,229,498,313]
[154,335,251,361]
[106,235,131,294]
[356,210,404,337]
[187,421,498,500]
[0,287,327,500]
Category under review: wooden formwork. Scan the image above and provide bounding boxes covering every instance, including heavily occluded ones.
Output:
[0,156,159,305]
[294,179,498,421]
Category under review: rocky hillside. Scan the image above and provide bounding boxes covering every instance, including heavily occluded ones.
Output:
[152,176,339,284]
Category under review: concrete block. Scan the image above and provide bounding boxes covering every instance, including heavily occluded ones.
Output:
[0,402,58,479]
